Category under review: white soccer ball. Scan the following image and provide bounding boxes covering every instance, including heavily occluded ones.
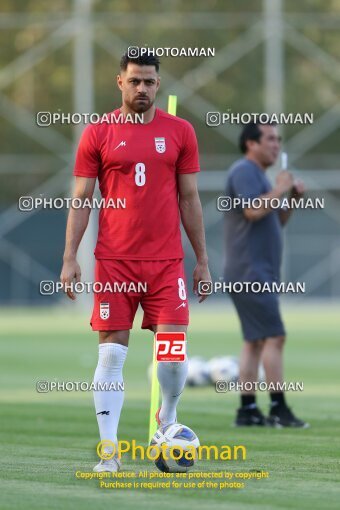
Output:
[186,356,210,387]
[150,423,200,473]
[207,356,239,384]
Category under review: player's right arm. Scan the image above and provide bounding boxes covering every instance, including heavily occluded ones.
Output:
[60,176,96,300]
[61,123,100,299]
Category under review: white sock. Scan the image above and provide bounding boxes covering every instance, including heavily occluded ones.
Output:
[157,360,188,426]
[93,343,128,453]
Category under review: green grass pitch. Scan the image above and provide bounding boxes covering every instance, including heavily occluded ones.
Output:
[0,303,339,510]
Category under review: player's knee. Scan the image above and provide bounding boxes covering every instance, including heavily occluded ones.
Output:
[95,342,128,376]
[245,339,263,354]
[265,335,285,350]
[99,330,129,345]
[276,335,286,348]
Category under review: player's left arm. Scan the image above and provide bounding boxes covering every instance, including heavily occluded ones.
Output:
[279,179,305,226]
[178,173,211,302]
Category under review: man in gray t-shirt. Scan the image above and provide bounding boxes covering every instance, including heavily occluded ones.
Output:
[224,122,308,428]
[225,158,283,285]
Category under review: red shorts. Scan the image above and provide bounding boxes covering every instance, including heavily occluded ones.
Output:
[91,259,189,331]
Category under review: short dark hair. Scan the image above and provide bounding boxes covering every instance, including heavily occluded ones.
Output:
[120,51,160,72]
[239,121,276,154]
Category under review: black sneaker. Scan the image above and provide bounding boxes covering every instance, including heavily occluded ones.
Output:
[267,404,310,428]
[235,406,267,426]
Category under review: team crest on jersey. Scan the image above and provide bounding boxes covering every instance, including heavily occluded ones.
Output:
[100,302,110,320]
[155,137,166,153]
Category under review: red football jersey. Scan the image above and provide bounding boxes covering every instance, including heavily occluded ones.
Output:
[73,108,200,260]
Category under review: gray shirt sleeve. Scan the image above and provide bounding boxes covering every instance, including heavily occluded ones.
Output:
[229,164,266,202]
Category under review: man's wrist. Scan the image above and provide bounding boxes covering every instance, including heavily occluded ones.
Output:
[196,257,209,265]
[63,253,77,262]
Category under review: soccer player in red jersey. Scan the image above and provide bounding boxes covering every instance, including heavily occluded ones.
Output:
[60,52,211,472]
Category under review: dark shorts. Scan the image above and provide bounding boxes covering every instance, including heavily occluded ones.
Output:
[229,290,285,342]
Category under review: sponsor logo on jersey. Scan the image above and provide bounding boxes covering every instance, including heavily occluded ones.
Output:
[100,302,110,320]
[155,137,166,153]
[175,302,187,311]
[113,140,126,150]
